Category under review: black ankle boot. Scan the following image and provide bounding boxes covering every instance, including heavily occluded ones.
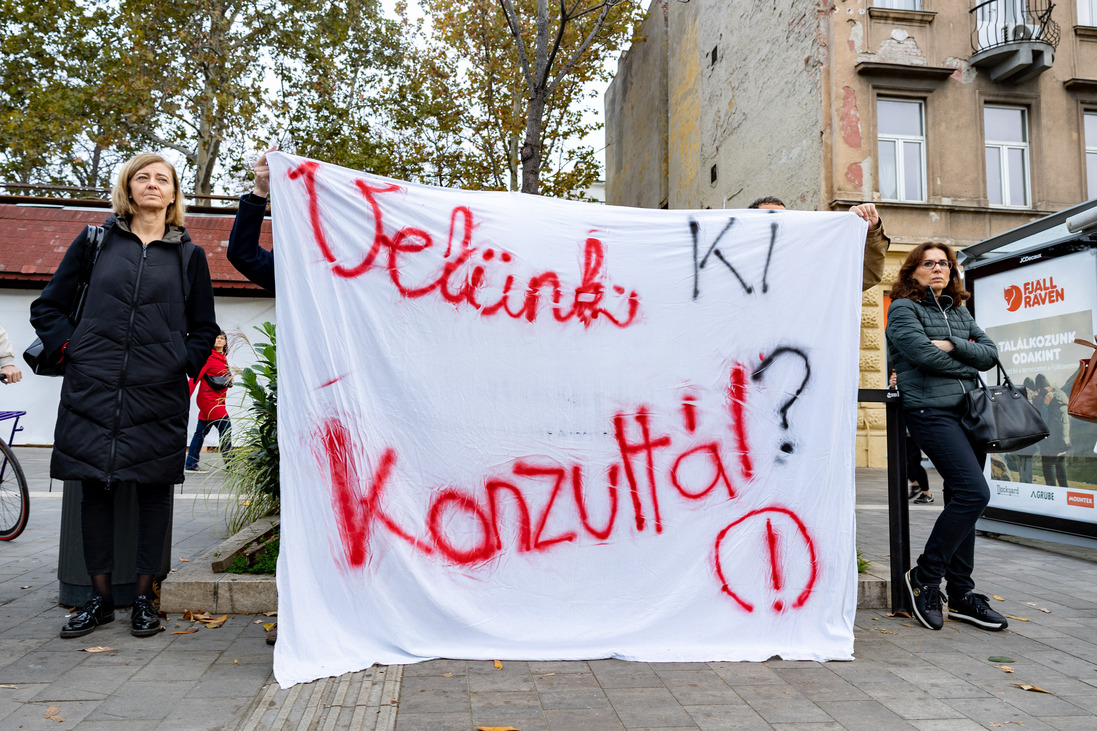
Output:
[130,595,161,637]
[60,595,115,638]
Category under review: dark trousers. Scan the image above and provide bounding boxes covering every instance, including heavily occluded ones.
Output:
[185,417,232,469]
[81,481,173,576]
[904,406,989,597]
[905,433,929,489]
[1041,454,1068,487]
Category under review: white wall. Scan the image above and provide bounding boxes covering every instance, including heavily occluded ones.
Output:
[0,289,274,450]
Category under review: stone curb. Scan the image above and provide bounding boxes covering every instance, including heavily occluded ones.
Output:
[164,555,890,615]
[857,562,889,609]
[161,515,280,614]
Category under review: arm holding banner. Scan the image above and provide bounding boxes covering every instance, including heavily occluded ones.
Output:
[849,203,890,291]
[227,149,276,293]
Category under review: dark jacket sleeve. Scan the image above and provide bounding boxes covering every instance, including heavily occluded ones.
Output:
[29,228,89,363]
[184,247,220,378]
[947,314,998,371]
[227,192,275,293]
[885,299,981,378]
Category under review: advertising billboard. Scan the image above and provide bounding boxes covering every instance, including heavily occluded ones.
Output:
[970,247,1097,536]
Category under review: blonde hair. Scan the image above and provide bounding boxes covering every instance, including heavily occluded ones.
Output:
[111,153,187,227]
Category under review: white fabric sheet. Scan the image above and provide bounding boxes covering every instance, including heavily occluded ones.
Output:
[267,153,866,687]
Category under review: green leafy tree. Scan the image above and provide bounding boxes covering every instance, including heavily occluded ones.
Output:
[0,0,141,189]
[1,0,396,195]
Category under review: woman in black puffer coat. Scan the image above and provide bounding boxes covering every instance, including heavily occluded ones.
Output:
[31,153,218,640]
[886,242,1007,634]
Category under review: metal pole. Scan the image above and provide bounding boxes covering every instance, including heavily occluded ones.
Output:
[858,387,910,614]
[884,389,911,614]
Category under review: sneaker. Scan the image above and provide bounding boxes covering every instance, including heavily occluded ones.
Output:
[905,568,944,630]
[265,622,278,645]
[185,464,206,473]
[913,492,934,504]
[130,595,161,637]
[909,484,923,499]
[948,591,1008,631]
[60,595,115,638]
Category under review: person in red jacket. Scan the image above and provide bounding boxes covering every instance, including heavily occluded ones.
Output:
[185,331,233,472]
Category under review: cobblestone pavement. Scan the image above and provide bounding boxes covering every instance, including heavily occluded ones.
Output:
[2,447,1097,729]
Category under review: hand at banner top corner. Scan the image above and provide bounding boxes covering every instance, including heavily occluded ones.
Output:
[253,145,277,198]
[848,203,880,230]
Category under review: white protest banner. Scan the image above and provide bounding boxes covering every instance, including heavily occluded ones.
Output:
[267,153,866,687]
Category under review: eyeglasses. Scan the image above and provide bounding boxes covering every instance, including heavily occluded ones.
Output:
[918,259,953,270]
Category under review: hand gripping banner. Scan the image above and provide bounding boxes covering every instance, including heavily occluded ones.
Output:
[267,153,866,687]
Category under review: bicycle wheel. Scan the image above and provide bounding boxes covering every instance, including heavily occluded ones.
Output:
[0,438,29,540]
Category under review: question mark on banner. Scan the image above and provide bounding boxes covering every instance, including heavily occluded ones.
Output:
[751,347,811,457]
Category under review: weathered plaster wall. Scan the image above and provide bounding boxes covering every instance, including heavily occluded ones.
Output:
[830,0,1097,466]
[666,0,701,208]
[605,0,669,208]
[668,0,825,211]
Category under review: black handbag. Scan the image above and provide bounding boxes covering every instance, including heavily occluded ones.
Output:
[961,358,1049,452]
[23,225,106,377]
[203,373,232,390]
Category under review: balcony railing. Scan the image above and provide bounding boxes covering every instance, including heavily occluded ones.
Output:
[969,1,1059,83]
[971,0,1060,53]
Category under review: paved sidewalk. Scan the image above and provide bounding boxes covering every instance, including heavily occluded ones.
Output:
[2,447,1097,729]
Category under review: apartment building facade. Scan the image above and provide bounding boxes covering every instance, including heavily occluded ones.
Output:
[606,0,1097,466]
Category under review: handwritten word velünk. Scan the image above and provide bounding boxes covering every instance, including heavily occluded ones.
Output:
[313,364,819,615]
[288,160,640,328]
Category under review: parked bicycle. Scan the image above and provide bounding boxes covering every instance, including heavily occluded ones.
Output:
[0,375,29,540]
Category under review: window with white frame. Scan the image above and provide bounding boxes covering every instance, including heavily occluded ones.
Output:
[874,0,922,8]
[1086,113,1097,200]
[877,98,926,202]
[1081,1,1097,26]
[984,106,1030,207]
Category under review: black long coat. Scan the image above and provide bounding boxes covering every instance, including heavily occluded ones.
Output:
[30,216,219,485]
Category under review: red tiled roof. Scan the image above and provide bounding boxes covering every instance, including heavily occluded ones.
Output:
[0,200,272,295]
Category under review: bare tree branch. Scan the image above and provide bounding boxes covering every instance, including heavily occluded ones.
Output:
[546,2,613,96]
[498,0,536,96]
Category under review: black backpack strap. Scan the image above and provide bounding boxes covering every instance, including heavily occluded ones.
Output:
[178,240,197,303]
[70,225,106,322]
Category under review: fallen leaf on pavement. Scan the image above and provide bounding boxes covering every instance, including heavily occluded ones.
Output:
[1011,682,1051,693]
[172,629,199,635]
[1039,607,1051,613]
[493,659,502,669]
[442,673,453,678]
[1005,615,1030,622]
[1000,665,1014,673]
[873,627,897,634]
[20,586,29,590]
[992,595,1005,601]
[988,657,1015,663]
[179,557,189,562]
[234,660,239,664]
[886,611,911,618]
[0,685,17,689]
[477,727,519,731]
[263,611,277,617]
[543,673,555,676]
[82,646,114,653]
[262,623,276,632]
[43,705,64,722]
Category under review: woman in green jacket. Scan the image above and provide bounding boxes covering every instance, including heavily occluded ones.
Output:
[886,242,1007,633]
